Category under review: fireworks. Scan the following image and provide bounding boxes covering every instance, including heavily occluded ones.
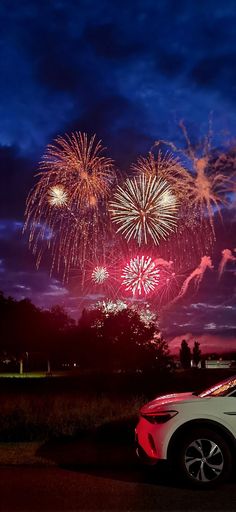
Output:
[169,255,213,306]
[122,255,160,296]
[109,175,179,245]
[41,132,114,206]
[132,151,183,186]
[24,132,115,279]
[218,248,236,279]
[132,149,216,269]
[24,121,236,312]
[154,121,236,232]
[132,303,158,327]
[152,259,185,307]
[48,185,68,207]
[95,299,127,315]
[91,266,109,284]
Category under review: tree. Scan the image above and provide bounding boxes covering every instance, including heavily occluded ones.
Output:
[76,305,170,373]
[152,334,172,370]
[179,339,191,369]
[192,341,201,367]
[0,291,76,374]
[0,295,43,373]
[40,305,75,372]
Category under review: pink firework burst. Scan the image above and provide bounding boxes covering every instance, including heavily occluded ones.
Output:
[121,255,160,296]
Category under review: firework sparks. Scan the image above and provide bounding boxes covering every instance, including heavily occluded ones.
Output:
[91,266,109,284]
[109,175,179,245]
[48,185,68,207]
[169,256,213,305]
[24,132,115,279]
[132,303,158,327]
[154,121,236,232]
[95,299,127,315]
[152,259,185,307]
[154,257,174,269]
[122,255,160,296]
[41,132,114,206]
[218,249,236,279]
[132,151,185,196]
[133,150,216,268]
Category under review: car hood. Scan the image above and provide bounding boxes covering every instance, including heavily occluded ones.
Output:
[141,392,199,413]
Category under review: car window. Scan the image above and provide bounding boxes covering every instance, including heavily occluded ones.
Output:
[227,389,236,397]
[199,377,236,397]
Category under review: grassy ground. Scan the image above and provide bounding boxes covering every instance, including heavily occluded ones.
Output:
[0,368,235,443]
[0,392,145,442]
[0,442,55,465]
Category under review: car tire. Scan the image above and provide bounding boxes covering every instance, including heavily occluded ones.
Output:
[173,427,233,488]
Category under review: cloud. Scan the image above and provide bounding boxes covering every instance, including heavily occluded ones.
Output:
[85,22,143,60]
[191,303,235,311]
[204,323,217,330]
[0,147,34,218]
[191,55,236,99]
[1,0,236,159]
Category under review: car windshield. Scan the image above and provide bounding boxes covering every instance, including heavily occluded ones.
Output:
[199,376,236,397]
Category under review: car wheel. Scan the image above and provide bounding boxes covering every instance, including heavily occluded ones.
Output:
[174,428,232,488]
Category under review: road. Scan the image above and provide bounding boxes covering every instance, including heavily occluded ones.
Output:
[1,435,236,511]
[1,464,236,511]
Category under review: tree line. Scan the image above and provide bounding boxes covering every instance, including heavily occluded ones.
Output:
[179,339,202,368]
[0,292,171,374]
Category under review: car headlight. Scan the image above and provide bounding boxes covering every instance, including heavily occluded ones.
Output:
[141,410,178,424]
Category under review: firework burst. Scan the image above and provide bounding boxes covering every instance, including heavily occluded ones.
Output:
[95,299,127,315]
[109,175,179,246]
[154,121,236,232]
[132,151,183,185]
[41,132,114,207]
[48,185,68,207]
[24,132,115,279]
[154,260,186,307]
[168,255,213,306]
[91,266,109,284]
[122,255,160,296]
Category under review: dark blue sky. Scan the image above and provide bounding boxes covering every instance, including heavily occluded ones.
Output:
[0,0,236,347]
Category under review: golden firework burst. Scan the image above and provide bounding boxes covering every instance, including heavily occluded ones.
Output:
[109,174,179,245]
[24,132,115,280]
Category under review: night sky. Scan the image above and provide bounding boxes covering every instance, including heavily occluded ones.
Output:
[0,0,236,352]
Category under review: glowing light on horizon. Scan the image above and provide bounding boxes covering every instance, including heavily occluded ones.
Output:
[91,266,109,284]
[109,175,179,245]
[122,255,160,296]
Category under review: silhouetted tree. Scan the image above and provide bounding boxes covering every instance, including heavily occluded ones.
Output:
[0,295,43,373]
[0,291,170,374]
[41,305,75,372]
[0,292,76,373]
[192,341,201,367]
[179,339,191,369]
[76,305,169,373]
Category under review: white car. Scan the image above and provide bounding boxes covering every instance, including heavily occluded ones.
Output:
[135,375,236,487]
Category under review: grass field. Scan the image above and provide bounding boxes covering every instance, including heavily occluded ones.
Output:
[0,391,145,441]
[0,368,235,442]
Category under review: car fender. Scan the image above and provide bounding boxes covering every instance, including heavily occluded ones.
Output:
[164,414,236,460]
